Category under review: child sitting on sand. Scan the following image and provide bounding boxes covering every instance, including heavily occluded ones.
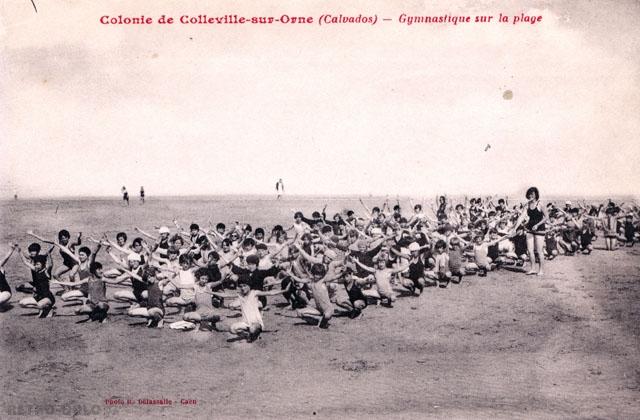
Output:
[448,237,466,283]
[334,266,370,319]
[619,213,638,247]
[399,242,428,294]
[58,244,101,303]
[426,240,452,286]
[27,229,82,282]
[15,243,51,293]
[53,260,122,323]
[212,282,290,342]
[128,266,165,328]
[182,268,223,331]
[289,263,337,329]
[470,232,511,277]
[352,256,408,307]
[112,253,147,307]
[162,254,198,312]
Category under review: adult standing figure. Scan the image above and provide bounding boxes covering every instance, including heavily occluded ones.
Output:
[514,186,548,276]
[121,186,129,206]
[140,186,145,204]
[275,178,284,200]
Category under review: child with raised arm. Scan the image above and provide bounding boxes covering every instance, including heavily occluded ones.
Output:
[292,242,343,279]
[352,256,408,307]
[279,270,311,310]
[27,229,82,281]
[471,231,512,277]
[289,263,337,328]
[58,244,101,303]
[334,266,371,319]
[103,235,149,272]
[0,244,19,308]
[127,266,165,328]
[182,268,223,331]
[15,243,49,293]
[558,209,581,255]
[350,237,385,277]
[448,237,466,283]
[436,195,448,222]
[425,240,452,287]
[135,226,172,261]
[229,254,281,309]
[399,242,428,295]
[56,230,82,280]
[112,253,147,307]
[212,282,290,342]
[53,261,121,322]
[162,254,197,311]
[18,247,55,317]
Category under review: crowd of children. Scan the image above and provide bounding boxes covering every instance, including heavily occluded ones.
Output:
[1,187,638,342]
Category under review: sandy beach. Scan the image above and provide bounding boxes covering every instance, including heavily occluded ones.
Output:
[0,197,638,419]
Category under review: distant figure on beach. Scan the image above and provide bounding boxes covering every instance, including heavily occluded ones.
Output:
[140,186,145,204]
[121,186,129,206]
[14,193,18,201]
[275,178,284,200]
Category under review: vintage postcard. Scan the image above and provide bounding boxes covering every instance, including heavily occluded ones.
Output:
[1,1,639,418]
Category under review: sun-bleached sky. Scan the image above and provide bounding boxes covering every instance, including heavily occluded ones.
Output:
[1,0,639,198]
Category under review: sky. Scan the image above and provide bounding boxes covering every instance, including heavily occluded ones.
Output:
[1,0,639,198]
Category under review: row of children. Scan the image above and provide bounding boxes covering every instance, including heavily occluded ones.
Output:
[1,188,638,342]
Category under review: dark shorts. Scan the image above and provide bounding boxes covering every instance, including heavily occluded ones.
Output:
[35,292,55,304]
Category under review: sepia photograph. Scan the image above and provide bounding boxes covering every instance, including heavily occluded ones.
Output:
[1,0,639,418]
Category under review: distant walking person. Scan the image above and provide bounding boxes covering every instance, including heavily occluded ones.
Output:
[275,178,285,200]
[140,186,145,204]
[121,186,129,206]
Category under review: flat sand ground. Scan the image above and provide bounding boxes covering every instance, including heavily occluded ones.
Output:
[1,197,639,419]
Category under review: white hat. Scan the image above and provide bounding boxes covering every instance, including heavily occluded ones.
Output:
[159,226,170,234]
[408,242,420,252]
[565,201,572,206]
[127,253,142,262]
[323,249,338,260]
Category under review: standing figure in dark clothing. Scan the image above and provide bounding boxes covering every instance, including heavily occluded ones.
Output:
[122,186,129,206]
[513,187,549,276]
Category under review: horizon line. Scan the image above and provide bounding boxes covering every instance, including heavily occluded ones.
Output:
[1,192,637,201]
